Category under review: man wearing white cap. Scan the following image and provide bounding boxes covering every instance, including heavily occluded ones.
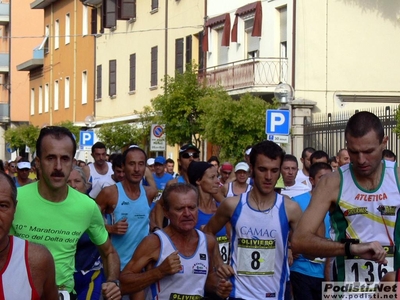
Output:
[14,159,34,187]
[147,158,155,173]
[224,162,252,197]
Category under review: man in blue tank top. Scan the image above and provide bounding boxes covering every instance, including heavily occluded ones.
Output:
[120,183,232,299]
[96,145,158,272]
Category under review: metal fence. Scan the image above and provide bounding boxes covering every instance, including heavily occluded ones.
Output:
[303,105,400,157]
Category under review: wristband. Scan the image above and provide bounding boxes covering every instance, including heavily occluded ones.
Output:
[152,227,161,233]
[344,241,353,257]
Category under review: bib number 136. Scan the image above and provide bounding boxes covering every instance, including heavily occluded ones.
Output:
[344,257,393,283]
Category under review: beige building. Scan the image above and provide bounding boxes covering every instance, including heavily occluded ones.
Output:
[88,0,204,159]
[18,0,96,129]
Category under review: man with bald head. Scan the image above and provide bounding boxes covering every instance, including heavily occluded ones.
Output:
[336,148,350,167]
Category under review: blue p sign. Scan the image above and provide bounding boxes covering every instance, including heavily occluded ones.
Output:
[79,131,94,147]
[266,110,290,135]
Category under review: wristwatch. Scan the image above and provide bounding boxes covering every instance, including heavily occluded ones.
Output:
[108,280,120,287]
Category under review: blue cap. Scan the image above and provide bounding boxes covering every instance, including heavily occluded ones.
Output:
[154,156,166,165]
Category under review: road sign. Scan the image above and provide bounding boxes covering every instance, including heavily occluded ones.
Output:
[79,130,95,150]
[150,124,166,152]
[266,109,291,135]
[6,143,16,154]
[267,134,289,143]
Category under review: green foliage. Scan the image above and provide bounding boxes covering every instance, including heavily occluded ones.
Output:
[56,120,81,143]
[132,106,156,149]
[394,105,400,137]
[199,93,279,162]
[96,123,138,151]
[4,124,40,152]
[151,64,226,148]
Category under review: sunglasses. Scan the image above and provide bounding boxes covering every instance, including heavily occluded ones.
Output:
[181,152,200,159]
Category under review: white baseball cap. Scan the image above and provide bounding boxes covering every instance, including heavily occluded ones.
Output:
[147,158,155,166]
[235,162,249,173]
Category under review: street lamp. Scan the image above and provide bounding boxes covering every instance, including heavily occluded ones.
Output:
[84,115,96,128]
[274,82,294,108]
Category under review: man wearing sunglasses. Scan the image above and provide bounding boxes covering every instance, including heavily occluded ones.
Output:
[151,144,200,230]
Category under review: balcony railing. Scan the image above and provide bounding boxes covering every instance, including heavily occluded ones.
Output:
[0,3,9,25]
[199,57,288,91]
[0,53,8,73]
[0,103,9,123]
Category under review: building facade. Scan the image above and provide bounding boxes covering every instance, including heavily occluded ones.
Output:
[18,0,96,128]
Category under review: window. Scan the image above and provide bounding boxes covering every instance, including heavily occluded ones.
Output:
[65,77,70,108]
[55,20,59,49]
[150,46,158,87]
[217,27,228,65]
[129,54,136,92]
[118,0,136,20]
[82,71,88,104]
[30,88,35,115]
[175,38,184,74]
[38,86,43,114]
[103,0,117,28]
[83,5,88,36]
[96,65,102,99]
[245,19,260,58]
[44,84,49,113]
[151,0,158,11]
[109,60,116,96]
[279,6,287,58]
[39,26,50,54]
[54,80,59,110]
[65,14,70,44]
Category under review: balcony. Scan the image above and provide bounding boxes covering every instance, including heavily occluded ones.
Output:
[0,53,8,73]
[0,103,9,123]
[0,3,9,26]
[199,57,288,94]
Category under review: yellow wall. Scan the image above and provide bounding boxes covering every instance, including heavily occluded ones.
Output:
[95,0,204,123]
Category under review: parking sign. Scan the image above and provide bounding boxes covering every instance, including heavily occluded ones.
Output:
[79,130,95,150]
[265,110,291,135]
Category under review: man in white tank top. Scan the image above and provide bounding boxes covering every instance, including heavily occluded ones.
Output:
[119,183,232,299]
[203,140,302,299]
[82,142,114,198]
[0,172,59,299]
[293,112,399,292]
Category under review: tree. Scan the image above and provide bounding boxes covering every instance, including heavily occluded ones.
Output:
[132,105,156,151]
[394,105,400,137]
[96,123,138,151]
[199,93,279,162]
[151,64,226,148]
[56,120,81,144]
[4,124,40,153]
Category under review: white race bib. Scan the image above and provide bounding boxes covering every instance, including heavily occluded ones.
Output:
[236,238,275,276]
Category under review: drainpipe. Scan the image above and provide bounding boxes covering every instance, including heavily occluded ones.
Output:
[164,0,168,88]
[73,0,77,123]
[291,0,296,90]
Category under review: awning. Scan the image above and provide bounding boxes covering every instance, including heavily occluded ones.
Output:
[203,13,231,52]
[231,1,262,43]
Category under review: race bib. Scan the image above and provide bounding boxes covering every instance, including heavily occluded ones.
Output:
[344,246,393,283]
[237,238,275,276]
[217,236,230,264]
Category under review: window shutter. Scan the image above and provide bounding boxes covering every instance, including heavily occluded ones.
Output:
[103,0,116,28]
[109,60,116,96]
[198,31,204,71]
[151,0,158,10]
[175,38,184,74]
[185,35,192,65]
[151,46,158,86]
[129,54,136,91]
[91,8,97,35]
[97,65,102,99]
[118,0,136,20]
